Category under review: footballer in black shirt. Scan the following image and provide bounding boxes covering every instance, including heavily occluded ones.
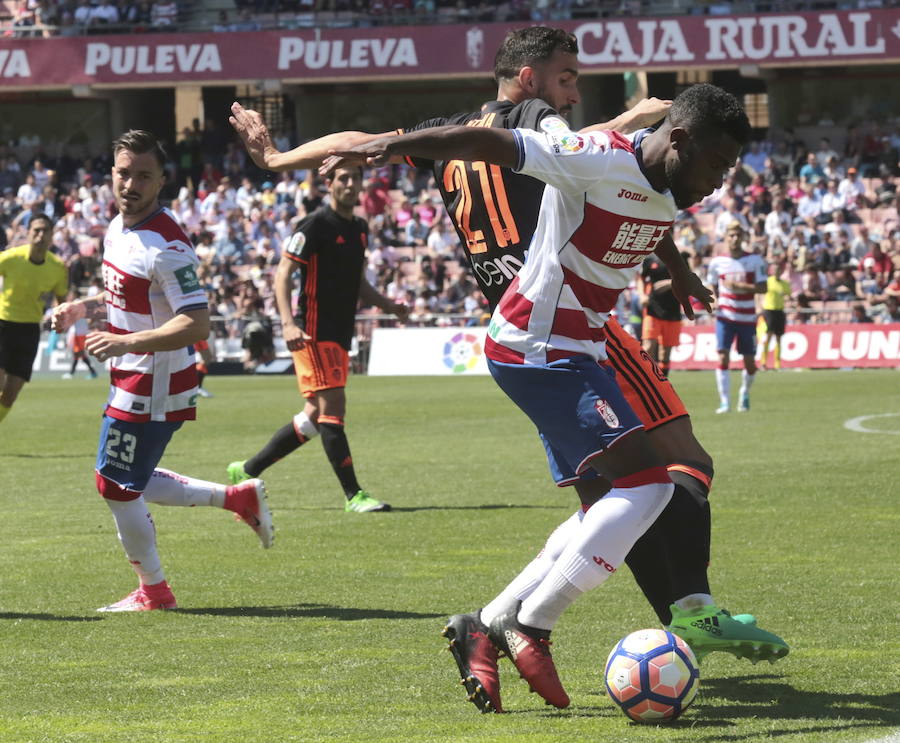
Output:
[639,255,683,377]
[227,166,407,514]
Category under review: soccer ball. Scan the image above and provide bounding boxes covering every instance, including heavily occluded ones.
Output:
[604,628,700,723]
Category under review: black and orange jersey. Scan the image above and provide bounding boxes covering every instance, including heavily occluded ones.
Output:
[283,204,367,350]
[401,98,558,310]
[640,256,682,322]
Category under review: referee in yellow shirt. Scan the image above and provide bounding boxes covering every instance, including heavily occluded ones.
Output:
[0,214,69,423]
[760,259,792,371]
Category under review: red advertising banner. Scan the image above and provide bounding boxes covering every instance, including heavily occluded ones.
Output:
[0,9,896,89]
[670,322,900,370]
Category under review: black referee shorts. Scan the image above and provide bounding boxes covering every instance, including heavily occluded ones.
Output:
[0,320,41,382]
[762,310,786,337]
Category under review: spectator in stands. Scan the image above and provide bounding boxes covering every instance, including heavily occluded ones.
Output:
[764,196,791,246]
[362,177,389,219]
[880,193,899,237]
[91,0,121,26]
[819,180,847,223]
[743,141,767,175]
[799,152,825,185]
[16,174,39,205]
[823,209,854,245]
[426,221,453,257]
[838,166,868,214]
[863,240,893,285]
[714,197,749,240]
[404,211,428,247]
[831,266,859,302]
[795,181,822,225]
[850,303,873,323]
[816,137,840,168]
[151,0,178,27]
[856,261,883,304]
[878,295,900,324]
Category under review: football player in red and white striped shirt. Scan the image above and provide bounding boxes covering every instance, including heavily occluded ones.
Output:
[332,84,761,706]
[706,221,767,413]
[52,131,274,613]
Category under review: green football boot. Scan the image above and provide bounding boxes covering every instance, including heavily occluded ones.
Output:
[344,490,392,512]
[227,461,251,485]
[667,603,789,664]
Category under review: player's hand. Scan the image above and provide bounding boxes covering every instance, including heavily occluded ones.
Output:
[282,323,309,352]
[85,331,128,363]
[627,97,672,128]
[229,102,276,170]
[51,301,86,333]
[320,137,394,175]
[390,302,409,323]
[670,271,713,320]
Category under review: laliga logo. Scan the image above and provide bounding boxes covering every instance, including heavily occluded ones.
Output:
[443,332,482,373]
[595,399,620,428]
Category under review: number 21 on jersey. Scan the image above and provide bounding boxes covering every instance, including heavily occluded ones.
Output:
[443,160,519,255]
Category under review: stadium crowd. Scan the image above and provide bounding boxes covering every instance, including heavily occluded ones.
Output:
[4,0,899,37]
[1,115,898,365]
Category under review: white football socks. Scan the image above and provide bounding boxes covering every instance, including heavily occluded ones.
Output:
[480,509,585,628]
[517,482,674,631]
[715,368,730,406]
[674,593,715,611]
[142,468,226,508]
[739,369,755,398]
[105,495,165,585]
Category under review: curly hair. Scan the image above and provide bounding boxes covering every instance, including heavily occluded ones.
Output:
[667,84,752,147]
[493,26,578,83]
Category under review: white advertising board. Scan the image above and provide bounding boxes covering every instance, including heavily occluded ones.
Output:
[368,327,489,376]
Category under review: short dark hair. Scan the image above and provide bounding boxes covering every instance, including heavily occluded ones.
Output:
[493,26,578,82]
[667,84,752,147]
[29,213,54,231]
[112,129,167,170]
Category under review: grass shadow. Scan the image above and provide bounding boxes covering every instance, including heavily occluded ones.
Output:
[0,612,103,622]
[685,674,900,740]
[173,603,446,620]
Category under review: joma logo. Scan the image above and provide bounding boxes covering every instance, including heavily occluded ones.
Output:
[617,188,648,202]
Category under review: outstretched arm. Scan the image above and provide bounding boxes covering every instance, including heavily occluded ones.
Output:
[229,102,397,171]
[579,97,672,136]
[326,126,518,172]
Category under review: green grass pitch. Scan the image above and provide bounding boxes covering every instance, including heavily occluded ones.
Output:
[1,368,898,742]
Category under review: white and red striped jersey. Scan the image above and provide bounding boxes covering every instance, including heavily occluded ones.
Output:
[485,125,675,365]
[706,252,767,325]
[101,208,207,422]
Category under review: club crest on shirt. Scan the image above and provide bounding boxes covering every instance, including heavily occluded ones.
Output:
[595,399,620,428]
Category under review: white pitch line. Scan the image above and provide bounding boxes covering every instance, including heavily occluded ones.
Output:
[843,413,900,435]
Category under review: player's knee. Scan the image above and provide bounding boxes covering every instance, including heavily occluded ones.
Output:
[95,472,141,501]
[293,410,320,440]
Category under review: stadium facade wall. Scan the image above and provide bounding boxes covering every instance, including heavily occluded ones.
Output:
[1,9,898,150]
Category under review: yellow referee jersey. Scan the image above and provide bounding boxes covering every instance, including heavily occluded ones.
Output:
[762,275,792,312]
[0,245,68,324]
